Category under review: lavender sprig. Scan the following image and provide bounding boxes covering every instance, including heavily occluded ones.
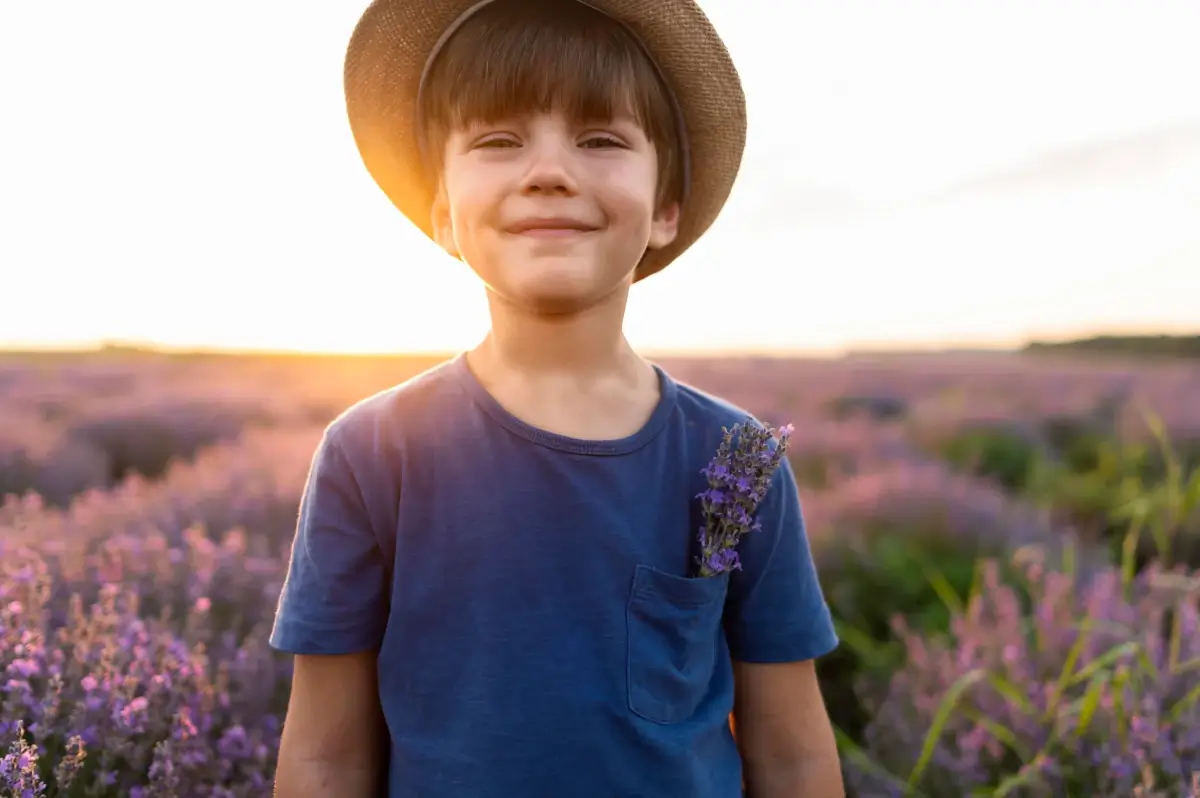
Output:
[695,420,794,577]
[0,720,47,797]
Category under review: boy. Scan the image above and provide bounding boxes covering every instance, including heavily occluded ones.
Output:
[269,0,843,795]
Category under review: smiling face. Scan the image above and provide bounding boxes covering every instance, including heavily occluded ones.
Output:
[433,110,678,312]
[418,0,683,313]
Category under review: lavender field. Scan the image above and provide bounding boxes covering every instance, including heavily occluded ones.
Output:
[2,349,1199,796]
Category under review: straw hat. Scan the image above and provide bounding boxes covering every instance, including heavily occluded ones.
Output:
[343,0,746,282]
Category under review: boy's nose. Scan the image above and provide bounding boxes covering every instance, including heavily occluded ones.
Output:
[519,140,580,196]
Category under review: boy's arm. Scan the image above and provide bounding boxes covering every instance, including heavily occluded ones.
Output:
[275,651,387,797]
[269,428,393,797]
[723,454,843,797]
[733,659,843,798]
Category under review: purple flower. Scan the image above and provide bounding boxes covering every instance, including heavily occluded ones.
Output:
[849,551,1200,797]
[694,420,793,577]
[0,722,46,797]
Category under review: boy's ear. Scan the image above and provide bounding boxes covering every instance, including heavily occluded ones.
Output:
[647,200,681,251]
[430,182,460,259]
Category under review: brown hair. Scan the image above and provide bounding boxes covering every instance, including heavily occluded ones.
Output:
[417,0,684,210]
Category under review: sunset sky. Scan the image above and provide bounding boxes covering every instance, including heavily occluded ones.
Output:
[2,0,1198,355]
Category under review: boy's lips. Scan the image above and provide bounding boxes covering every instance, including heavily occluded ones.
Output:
[504,217,601,236]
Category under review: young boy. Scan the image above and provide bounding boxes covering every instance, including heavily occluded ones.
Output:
[269,0,843,795]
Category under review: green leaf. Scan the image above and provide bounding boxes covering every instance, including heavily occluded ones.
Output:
[907,668,987,790]
[956,705,1031,760]
[1113,495,1152,522]
[1112,665,1131,746]
[1072,671,1110,737]
[833,725,925,797]
[1166,680,1200,725]
[1067,641,1142,688]
[967,558,986,607]
[986,673,1036,717]
[831,617,893,670]
[1062,536,1076,581]
[991,756,1052,798]
[1173,654,1200,676]
[1134,644,1160,683]
[1182,466,1200,515]
[1120,522,1142,600]
[919,558,965,617]
[1044,617,1094,718]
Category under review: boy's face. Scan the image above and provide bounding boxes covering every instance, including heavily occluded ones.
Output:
[431,109,680,312]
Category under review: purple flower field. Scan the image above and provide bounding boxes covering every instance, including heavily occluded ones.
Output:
[1,350,1198,796]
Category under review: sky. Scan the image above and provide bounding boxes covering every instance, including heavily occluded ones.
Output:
[1,0,1198,355]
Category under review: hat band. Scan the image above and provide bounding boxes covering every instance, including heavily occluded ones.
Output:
[413,0,692,203]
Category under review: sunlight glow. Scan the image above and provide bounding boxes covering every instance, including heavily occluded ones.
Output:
[2,0,1198,354]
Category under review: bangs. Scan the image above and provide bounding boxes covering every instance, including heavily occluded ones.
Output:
[417,0,682,203]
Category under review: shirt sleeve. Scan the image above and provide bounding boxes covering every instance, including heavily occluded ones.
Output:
[723,456,838,662]
[269,428,389,655]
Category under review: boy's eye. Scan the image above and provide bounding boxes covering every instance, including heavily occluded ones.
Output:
[475,137,519,149]
[580,135,625,149]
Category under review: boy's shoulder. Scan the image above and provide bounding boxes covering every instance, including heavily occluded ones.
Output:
[656,364,769,438]
[322,356,466,452]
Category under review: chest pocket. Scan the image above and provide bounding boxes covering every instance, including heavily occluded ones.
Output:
[626,563,730,724]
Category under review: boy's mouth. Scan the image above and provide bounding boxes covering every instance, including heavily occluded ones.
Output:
[505,217,601,237]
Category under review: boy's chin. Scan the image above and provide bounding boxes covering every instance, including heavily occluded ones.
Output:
[488,263,634,313]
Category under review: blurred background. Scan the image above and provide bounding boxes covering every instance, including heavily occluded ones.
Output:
[1,1,1198,796]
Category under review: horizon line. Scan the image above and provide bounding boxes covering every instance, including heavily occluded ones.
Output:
[2,333,1194,361]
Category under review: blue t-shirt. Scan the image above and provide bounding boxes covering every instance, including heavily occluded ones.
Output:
[269,354,838,797]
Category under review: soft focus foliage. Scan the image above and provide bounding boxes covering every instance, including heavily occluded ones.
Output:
[1,565,283,796]
[0,424,315,794]
[1,350,1198,795]
[803,460,1104,746]
[847,549,1200,797]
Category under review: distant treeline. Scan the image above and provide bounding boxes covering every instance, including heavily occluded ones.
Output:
[1024,334,1200,358]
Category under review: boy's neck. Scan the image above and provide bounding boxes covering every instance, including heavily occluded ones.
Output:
[469,283,647,383]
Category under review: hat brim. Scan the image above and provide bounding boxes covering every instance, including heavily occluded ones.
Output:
[344,0,746,282]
